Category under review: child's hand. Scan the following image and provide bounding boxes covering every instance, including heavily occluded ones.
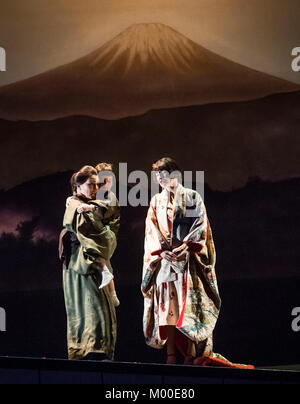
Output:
[77,203,94,214]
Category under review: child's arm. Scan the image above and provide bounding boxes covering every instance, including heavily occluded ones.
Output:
[66,196,97,214]
[77,204,97,214]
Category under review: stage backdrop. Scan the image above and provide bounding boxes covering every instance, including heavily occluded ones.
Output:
[0,1,299,367]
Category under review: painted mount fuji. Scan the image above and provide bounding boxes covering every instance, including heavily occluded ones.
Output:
[0,23,298,121]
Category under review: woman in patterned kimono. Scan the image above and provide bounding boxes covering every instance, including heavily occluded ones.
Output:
[142,158,255,369]
[142,157,221,365]
[62,165,117,361]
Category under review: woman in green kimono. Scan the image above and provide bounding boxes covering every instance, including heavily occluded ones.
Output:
[62,165,117,361]
[67,162,121,307]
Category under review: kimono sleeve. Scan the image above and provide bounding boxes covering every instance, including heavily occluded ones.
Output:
[184,192,217,273]
[106,199,121,238]
[63,199,117,275]
[97,193,120,238]
[184,192,208,254]
[76,211,117,262]
[142,196,163,295]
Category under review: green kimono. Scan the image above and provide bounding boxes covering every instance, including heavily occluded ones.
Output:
[62,195,117,361]
[99,191,120,274]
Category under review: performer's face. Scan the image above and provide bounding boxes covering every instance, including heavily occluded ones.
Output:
[156,171,178,192]
[78,175,98,199]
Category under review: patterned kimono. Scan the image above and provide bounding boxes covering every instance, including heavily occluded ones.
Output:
[142,184,221,357]
[62,195,117,361]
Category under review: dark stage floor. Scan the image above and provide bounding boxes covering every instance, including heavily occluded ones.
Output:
[0,356,299,385]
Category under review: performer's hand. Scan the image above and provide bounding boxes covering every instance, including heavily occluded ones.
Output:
[77,203,94,213]
[160,251,177,262]
[172,243,187,255]
[173,243,189,261]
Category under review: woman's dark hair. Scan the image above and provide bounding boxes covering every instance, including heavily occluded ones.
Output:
[71,165,98,195]
[152,157,181,175]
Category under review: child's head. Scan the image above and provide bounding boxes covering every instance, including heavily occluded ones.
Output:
[95,162,115,192]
